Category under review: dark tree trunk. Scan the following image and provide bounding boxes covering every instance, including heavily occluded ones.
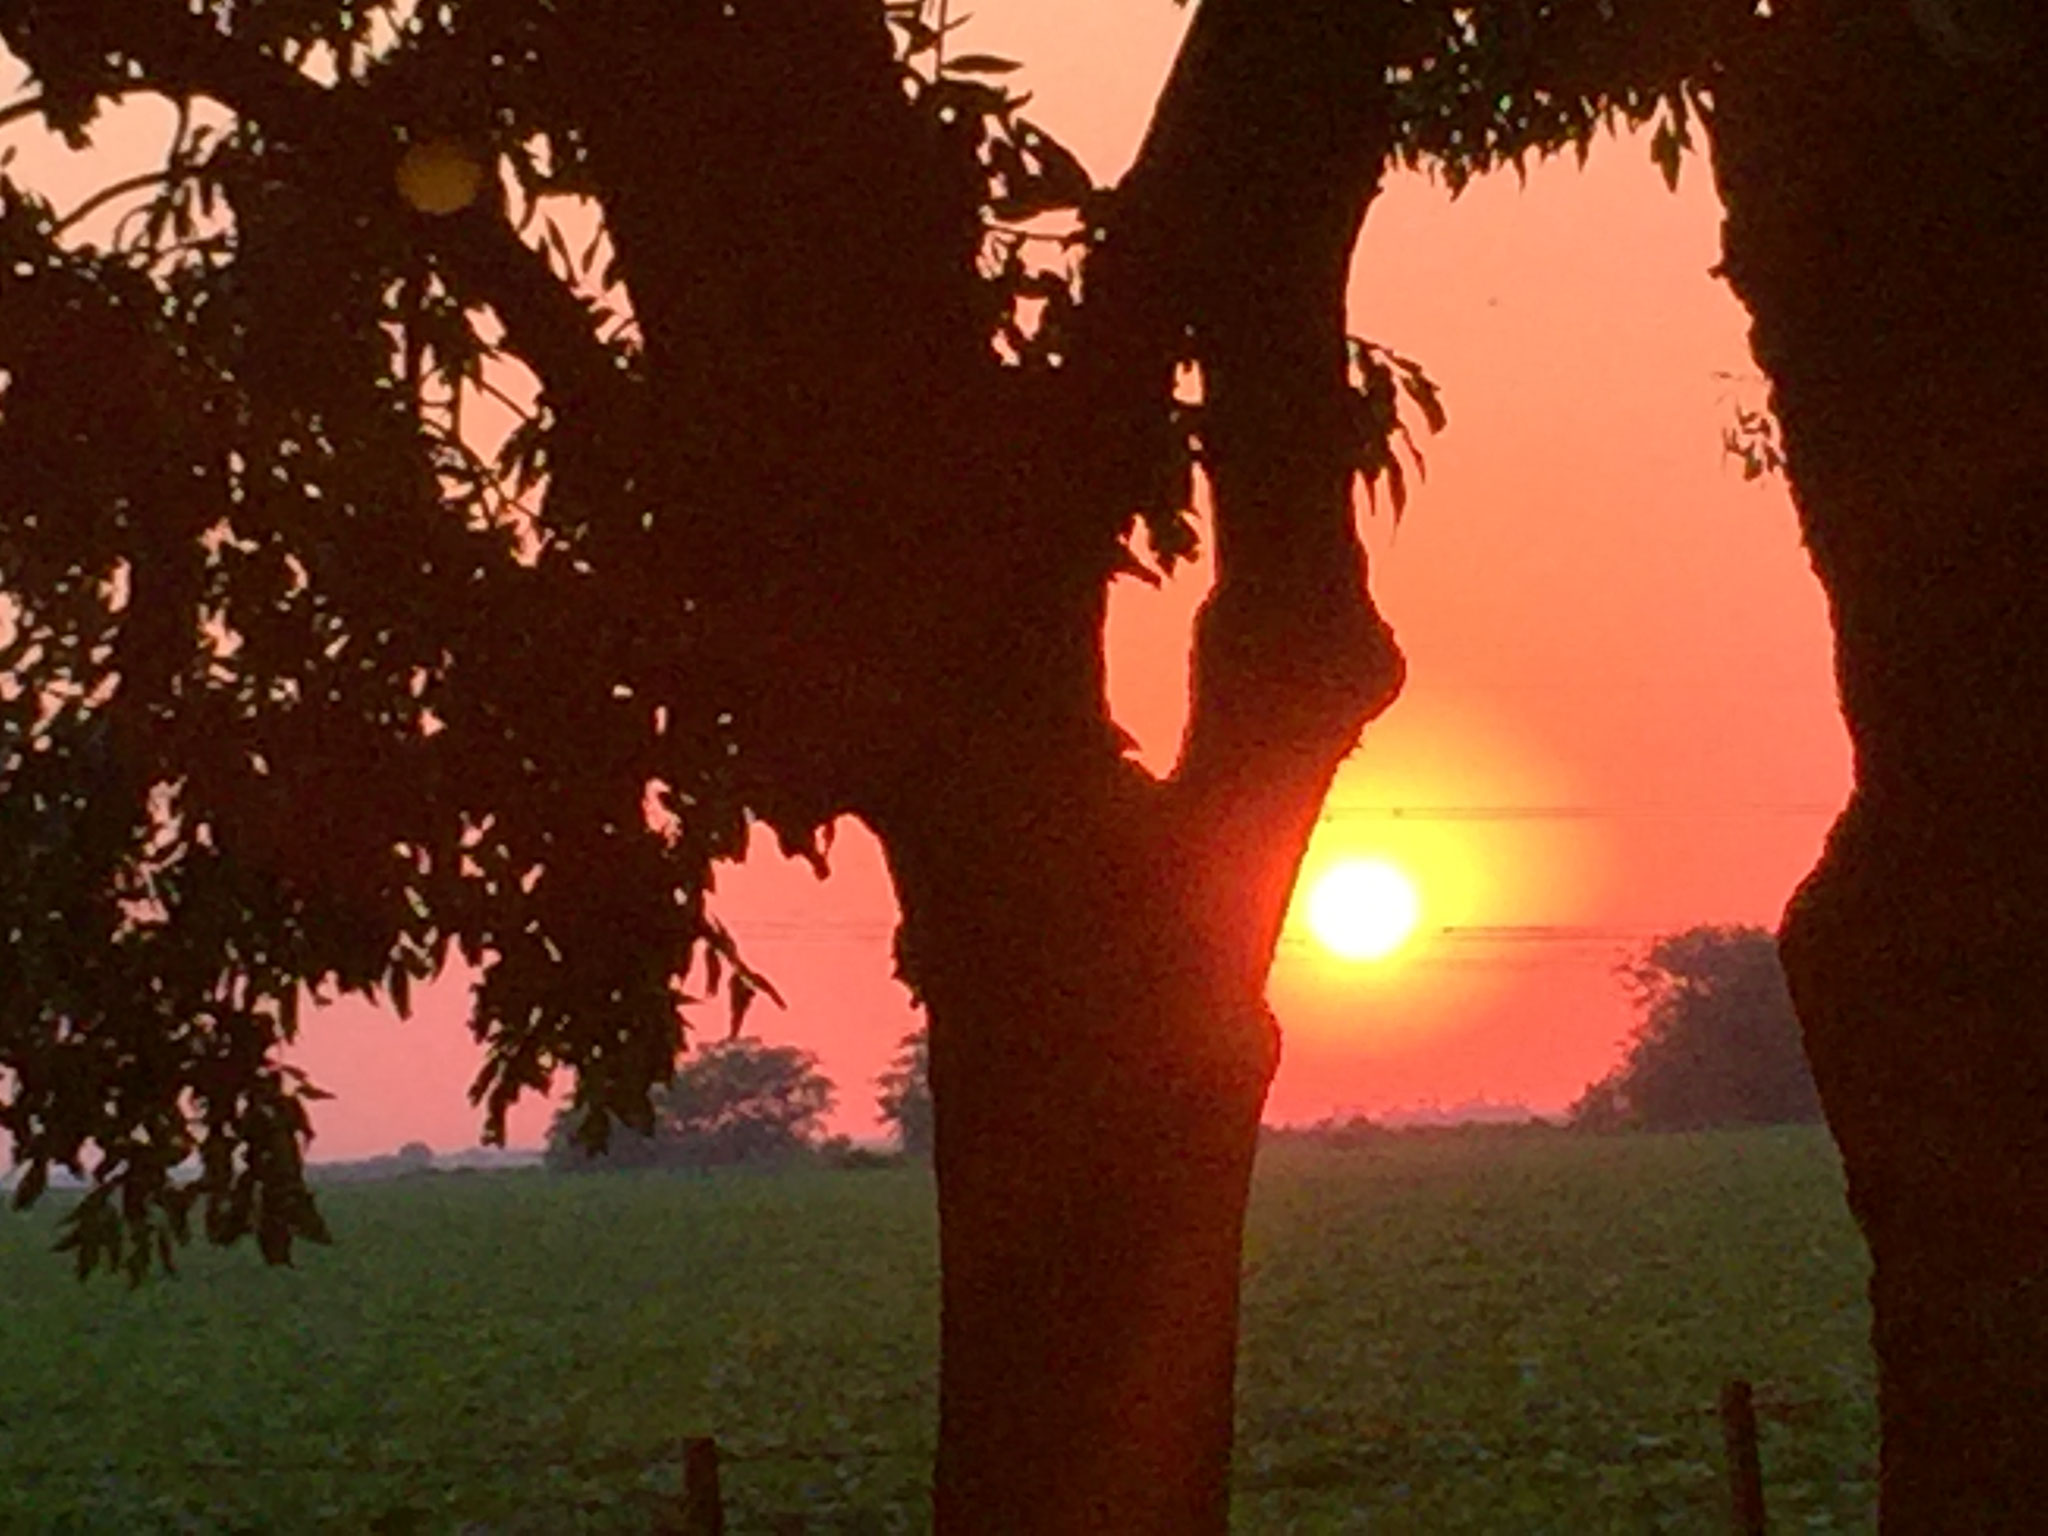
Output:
[1708,8,2048,1527]
[878,750,1293,1532]
[24,0,1393,1521]
[871,2,1402,1526]
[468,0,1399,1526]
[879,532,1397,1532]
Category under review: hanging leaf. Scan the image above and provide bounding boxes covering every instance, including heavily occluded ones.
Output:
[945,54,1023,76]
[1650,116,1684,191]
[1397,365,1448,435]
[728,972,755,1037]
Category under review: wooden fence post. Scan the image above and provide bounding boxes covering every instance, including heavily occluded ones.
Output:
[678,1436,724,1536]
[1719,1377,1767,1535]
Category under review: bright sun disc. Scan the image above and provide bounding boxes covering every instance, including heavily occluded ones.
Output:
[1307,859,1421,961]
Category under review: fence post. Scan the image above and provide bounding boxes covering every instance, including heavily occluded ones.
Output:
[1719,1378,1767,1535]
[679,1436,724,1536]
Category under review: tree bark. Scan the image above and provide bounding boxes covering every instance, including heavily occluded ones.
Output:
[1707,7,2048,1527]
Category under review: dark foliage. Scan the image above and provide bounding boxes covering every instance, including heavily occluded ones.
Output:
[0,0,1745,1281]
[1572,925,1823,1132]
[1262,1111,1559,1149]
[544,1037,833,1171]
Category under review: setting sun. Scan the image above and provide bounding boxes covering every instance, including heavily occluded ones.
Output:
[1306,858,1422,962]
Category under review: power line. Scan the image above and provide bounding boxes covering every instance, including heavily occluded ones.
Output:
[1433,924,1663,942]
[725,919,1765,950]
[1319,802,1839,823]
[1275,925,1651,944]
[1272,921,1810,970]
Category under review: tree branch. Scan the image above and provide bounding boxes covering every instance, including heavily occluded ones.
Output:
[26,0,621,409]
[1107,0,1404,783]
[0,92,47,135]
[51,165,175,235]
[1060,0,1406,983]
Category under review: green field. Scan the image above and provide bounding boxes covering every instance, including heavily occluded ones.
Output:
[0,1128,1875,1533]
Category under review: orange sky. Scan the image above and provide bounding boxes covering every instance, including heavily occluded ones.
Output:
[1,5,1850,1157]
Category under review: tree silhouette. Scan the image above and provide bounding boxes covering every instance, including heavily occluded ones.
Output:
[1571,926,1822,1132]
[1234,3,2048,1518]
[1707,7,2048,1521]
[4,0,2043,1524]
[875,1025,932,1159]
[546,1038,834,1171]
[0,0,1422,1524]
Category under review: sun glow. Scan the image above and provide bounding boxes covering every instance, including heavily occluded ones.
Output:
[1305,858,1422,962]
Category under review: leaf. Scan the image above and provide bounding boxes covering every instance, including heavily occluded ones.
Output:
[944,54,1022,75]
[888,11,940,53]
[1111,546,1161,587]
[923,78,1011,123]
[12,1160,47,1209]
[543,217,573,275]
[1650,118,1684,192]
[1398,367,1448,435]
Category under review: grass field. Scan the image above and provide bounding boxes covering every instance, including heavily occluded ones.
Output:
[0,1128,1875,1533]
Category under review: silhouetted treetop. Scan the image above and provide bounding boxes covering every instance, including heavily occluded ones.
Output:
[876,1025,932,1159]
[1572,925,1822,1132]
[0,0,1790,1281]
[545,1037,835,1171]
[20,0,2029,1524]
[1146,0,1769,192]
[0,0,1453,1277]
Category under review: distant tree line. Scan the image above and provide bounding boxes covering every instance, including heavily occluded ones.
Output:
[546,1039,836,1171]
[876,1027,932,1159]
[1262,1114,1559,1150]
[546,1028,934,1172]
[1571,925,1822,1133]
[544,935,1815,1167]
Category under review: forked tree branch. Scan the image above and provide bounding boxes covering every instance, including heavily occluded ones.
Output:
[1069,0,1407,984]
[1112,0,1404,769]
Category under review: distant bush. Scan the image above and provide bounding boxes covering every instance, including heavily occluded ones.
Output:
[1572,925,1822,1132]
[1262,1113,1558,1150]
[307,1153,436,1186]
[875,1027,932,1159]
[819,1136,908,1172]
[1262,1114,1392,1150]
[547,1038,836,1172]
